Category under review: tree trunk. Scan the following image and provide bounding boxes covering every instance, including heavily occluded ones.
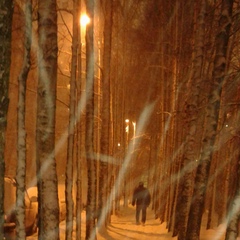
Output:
[99,0,113,229]
[65,0,80,238]
[85,0,97,239]
[174,1,205,238]
[16,0,32,239]
[186,0,234,239]
[0,0,13,238]
[36,0,59,238]
[76,2,82,240]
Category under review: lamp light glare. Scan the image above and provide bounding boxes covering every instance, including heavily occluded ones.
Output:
[80,14,90,26]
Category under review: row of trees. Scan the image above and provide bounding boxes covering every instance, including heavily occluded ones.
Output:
[145,1,240,240]
[0,0,240,240]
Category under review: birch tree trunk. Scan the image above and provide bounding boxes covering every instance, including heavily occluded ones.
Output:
[16,0,32,239]
[99,0,113,229]
[85,0,97,239]
[36,0,59,238]
[65,0,80,238]
[186,0,234,239]
[0,1,13,238]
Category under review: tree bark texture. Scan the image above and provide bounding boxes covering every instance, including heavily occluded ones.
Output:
[0,0,13,238]
[36,0,59,238]
[99,0,113,229]
[65,0,80,238]
[16,0,32,239]
[174,1,205,239]
[85,1,97,239]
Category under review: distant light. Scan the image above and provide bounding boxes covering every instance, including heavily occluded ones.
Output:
[225,124,229,128]
[125,119,129,123]
[118,143,121,147]
[80,14,90,26]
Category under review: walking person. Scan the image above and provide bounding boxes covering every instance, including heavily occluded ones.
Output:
[132,181,151,226]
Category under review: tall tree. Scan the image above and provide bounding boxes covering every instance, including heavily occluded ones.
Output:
[98,0,113,228]
[65,0,80,238]
[174,1,205,238]
[0,0,13,238]
[16,0,32,239]
[85,0,97,239]
[36,0,59,238]
[76,1,84,239]
[186,0,234,239]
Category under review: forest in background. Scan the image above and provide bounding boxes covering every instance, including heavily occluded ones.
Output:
[0,0,240,239]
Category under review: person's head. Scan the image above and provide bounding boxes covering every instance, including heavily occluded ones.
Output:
[139,181,144,187]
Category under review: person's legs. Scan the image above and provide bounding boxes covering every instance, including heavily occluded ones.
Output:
[141,205,147,224]
[136,205,141,224]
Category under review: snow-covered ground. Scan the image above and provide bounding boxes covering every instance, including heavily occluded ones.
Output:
[27,204,230,239]
[97,205,226,240]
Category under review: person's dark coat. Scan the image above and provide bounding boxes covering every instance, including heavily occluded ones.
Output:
[132,184,151,207]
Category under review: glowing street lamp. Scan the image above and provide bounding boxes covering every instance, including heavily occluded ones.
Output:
[79,14,90,48]
[80,14,90,27]
[78,13,90,76]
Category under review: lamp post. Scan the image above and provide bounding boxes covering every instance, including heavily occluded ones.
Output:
[130,121,136,195]
[123,119,129,207]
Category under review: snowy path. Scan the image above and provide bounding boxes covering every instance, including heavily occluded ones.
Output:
[98,205,173,240]
[97,205,226,240]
